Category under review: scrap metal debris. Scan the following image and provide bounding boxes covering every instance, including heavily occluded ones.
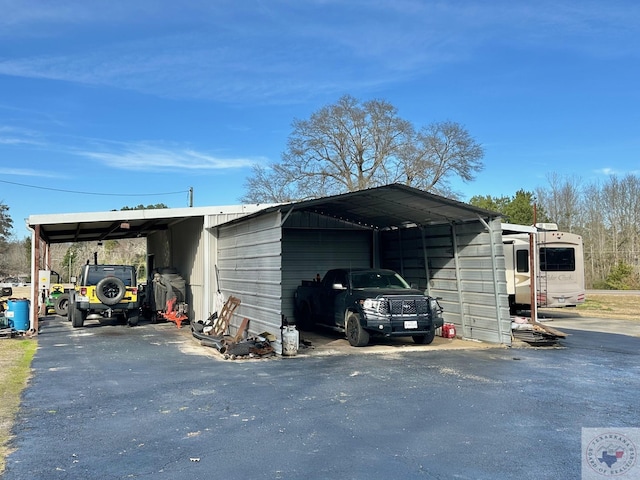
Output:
[190,296,275,360]
[512,316,566,346]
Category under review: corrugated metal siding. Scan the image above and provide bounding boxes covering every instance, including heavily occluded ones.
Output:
[205,211,269,322]
[454,220,510,344]
[216,211,283,338]
[281,216,372,324]
[380,219,511,345]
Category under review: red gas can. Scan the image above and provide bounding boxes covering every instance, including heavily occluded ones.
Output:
[442,323,456,338]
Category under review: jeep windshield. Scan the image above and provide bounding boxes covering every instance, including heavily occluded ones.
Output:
[350,271,410,289]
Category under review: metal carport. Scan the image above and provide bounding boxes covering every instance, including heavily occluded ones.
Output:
[26,205,268,333]
[27,184,510,346]
[212,184,511,346]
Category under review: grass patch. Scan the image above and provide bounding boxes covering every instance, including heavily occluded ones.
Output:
[576,294,640,321]
[579,298,613,312]
[0,338,37,474]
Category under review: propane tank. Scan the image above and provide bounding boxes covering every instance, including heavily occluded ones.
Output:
[442,323,456,339]
[282,325,299,356]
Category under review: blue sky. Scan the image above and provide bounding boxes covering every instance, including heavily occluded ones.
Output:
[1,0,639,237]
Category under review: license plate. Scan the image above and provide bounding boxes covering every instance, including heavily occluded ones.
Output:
[404,320,418,329]
[76,296,89,302]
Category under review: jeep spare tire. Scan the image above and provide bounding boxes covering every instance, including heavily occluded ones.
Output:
[96,277,126,305]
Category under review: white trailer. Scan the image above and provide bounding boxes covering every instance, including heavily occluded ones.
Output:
[502,223,585,313]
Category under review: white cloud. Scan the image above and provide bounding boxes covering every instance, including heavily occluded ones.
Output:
[78,143,261,171]
[595,167,640,177]
[0,167,64,178]
[0,125,47,147]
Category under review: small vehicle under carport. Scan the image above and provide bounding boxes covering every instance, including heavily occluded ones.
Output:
[69,264,140,328]
[294,268,444,346]
[43,271,73,316]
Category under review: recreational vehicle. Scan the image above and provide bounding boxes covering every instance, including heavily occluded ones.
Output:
[502,223,586,313]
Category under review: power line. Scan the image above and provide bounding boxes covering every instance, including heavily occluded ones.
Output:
[0,179,187,197]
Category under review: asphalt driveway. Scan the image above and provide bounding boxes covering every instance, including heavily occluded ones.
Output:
[3,314,639,479]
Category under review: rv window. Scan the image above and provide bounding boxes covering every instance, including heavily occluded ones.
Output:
[516,250,529,273]
[540,247,575,271]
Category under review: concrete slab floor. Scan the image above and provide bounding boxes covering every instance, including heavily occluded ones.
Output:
[277,327,495,357]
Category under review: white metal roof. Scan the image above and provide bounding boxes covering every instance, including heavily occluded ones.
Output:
[27,204,270,244]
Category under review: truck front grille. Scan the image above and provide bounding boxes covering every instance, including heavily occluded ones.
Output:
[383,298,429,316]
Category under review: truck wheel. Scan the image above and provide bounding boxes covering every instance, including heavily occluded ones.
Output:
[413,325,436,345]
[346,313,369,347]
[54,293,70,316]
[96,277,126,306]
[296,303,314,331]
[71,305,86,328]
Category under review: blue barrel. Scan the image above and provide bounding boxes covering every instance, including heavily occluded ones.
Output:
[6,299,30,331]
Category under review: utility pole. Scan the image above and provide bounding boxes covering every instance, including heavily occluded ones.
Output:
[189,187,193,207]
[529,203,538,323]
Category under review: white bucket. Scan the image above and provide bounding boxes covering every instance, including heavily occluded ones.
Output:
[282,326,299,356]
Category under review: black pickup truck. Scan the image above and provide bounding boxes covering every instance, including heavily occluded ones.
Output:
[294,268,444,347]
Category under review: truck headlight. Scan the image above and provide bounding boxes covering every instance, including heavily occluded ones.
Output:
[362,298,388,314]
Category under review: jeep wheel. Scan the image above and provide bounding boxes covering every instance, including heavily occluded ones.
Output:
[127,312,139,327]
[346,313,369,347]
[96,277,126,305]
[413,325,436,345]
[54,293,70,316]
[71,304,86,328]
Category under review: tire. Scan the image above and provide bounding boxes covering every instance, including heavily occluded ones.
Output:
[127,312,139,327]
[71,304,86,328]
[54,293,70,316]
[413,325,436,345]
[96,277,126,306]
[346,312,369,347]
[295,302,315,331]
[66,292,75,321]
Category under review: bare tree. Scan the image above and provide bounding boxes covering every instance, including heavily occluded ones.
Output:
[569,174,640,288]
[400,121,484,197]
[602,174,640,268]
[580,182,607,287]
[536,173,582,232]
[242,95,484,203]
